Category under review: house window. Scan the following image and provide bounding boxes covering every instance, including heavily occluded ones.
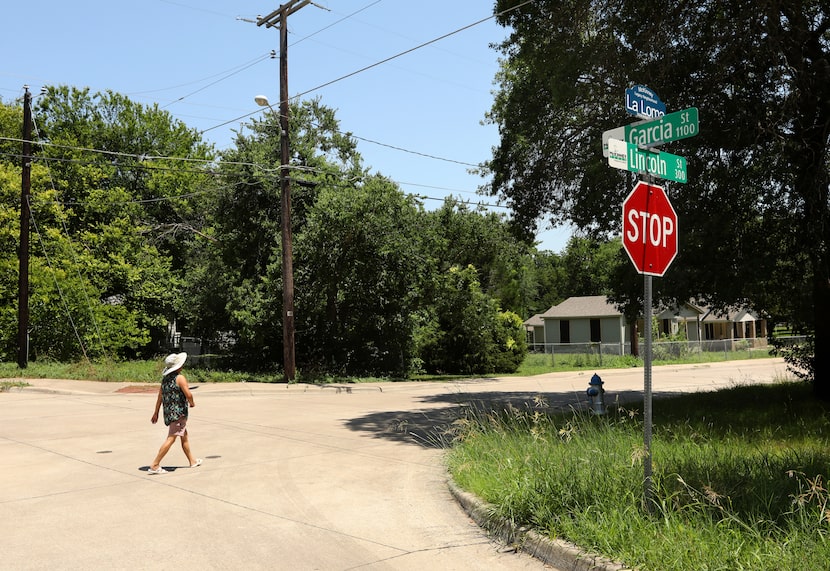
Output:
[704,323,715,340]
[560,320,571,344]
[590,319,601,343]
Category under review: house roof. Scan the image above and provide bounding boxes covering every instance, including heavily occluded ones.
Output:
[541,296,622,319]
[523,313,545,327]
[701,307,760,323]
[655,301,707,320]
[538,296,763,323]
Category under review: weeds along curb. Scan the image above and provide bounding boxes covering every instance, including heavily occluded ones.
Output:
[447,479,634,571]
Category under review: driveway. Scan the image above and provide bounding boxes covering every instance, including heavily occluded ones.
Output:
[0,358,788,570]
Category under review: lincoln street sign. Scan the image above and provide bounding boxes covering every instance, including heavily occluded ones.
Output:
[602,107,699,157]
[607,138,688,184]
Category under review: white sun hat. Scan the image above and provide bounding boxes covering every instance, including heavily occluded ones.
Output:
[162,352,188,376]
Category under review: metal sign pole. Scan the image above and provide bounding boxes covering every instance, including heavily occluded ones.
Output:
[642,169,657,513]
[643,272,653,512]
[613,87,693,515]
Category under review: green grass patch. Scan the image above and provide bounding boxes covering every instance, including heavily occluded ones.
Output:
[0,359,283,384]
[2,346,777,385]
[0,359,440,385]
[514,347,775,376]
[446,381,830,570]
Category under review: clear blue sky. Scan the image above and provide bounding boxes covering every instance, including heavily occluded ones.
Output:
[1,0,571,251]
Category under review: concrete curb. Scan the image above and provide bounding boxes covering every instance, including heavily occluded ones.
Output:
[447,480,635,571]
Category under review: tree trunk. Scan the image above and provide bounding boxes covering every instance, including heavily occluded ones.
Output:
[630,320,639,357]
[813,273,830,400]
[772,3,830,400]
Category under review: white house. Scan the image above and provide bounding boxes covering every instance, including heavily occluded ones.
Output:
[654,301,707,341]
[525,296,769,354]
[654,303,768,343]
[539,296,628,352]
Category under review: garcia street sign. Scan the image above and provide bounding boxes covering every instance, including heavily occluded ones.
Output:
[607,138,687,184]
[602,107,699,157]
[626,107,699,147]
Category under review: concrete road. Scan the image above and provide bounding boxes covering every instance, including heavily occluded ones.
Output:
[0,358,789,570]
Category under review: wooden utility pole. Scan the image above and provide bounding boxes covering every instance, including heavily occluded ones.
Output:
[17,87,32,368]
[256,1,312,382]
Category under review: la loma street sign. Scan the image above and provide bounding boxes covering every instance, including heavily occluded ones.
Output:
[607,138,687,184]
[625,85,666,120]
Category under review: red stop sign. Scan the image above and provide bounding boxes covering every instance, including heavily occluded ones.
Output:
[622,181,678,276]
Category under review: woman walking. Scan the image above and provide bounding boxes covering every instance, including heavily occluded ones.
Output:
[148,352,202,474]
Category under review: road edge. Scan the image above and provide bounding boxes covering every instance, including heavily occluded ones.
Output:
[447,478,634,571]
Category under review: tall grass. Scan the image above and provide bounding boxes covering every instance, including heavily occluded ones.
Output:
[446,382,830,570]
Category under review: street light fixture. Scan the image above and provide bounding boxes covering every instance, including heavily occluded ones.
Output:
[255,93,296,381]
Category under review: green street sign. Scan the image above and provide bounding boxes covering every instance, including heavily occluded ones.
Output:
[608,138,688,183]
[624,107,699,147]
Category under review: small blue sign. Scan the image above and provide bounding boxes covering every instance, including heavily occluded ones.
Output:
[625,85,666,120]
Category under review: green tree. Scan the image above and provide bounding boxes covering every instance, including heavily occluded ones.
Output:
[197,98,370,370]
[559,235,622,297]
[0,87,214,361]
[488,1,830,395]
[416,265,527,375]
[295,175,428,375]
[426,199,537,317]
[527,249,566,315]
[203,99,533,376]
[0,145,153,360]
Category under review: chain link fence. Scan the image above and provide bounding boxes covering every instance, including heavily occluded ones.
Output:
[528,336,788,364]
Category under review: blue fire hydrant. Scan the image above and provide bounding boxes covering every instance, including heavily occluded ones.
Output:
[586,373,606,415]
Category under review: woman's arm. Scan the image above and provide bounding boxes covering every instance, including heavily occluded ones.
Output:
[177,374,195,408]
[151,387,162,423]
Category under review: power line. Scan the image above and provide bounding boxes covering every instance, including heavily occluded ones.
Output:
[200,9,501,135]
[159,52,275,109]
[129,52,274,97]
[294,13,499,101]
[347,132,478,167]
[288,1,382,47]
[1,142,499,208]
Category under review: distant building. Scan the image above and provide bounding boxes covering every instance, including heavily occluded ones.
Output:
[539,295,627,346]
[524,313,545,345]
[524,295,768,354]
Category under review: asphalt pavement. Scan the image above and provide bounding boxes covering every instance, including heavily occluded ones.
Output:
[0,358,789,570]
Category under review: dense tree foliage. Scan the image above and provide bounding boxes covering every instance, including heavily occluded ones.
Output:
[179,98,531,376]
[488,1,829,394]
[425,200,537,317]
[295,175,428,375]
[416,264,526,375]
[0,87,214,361]
[559,235,621,298]
[1,86,628,377]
